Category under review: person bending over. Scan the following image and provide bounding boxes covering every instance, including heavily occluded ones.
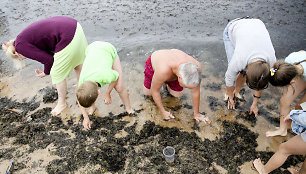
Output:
[77,41,133,130]
[266,50,306,137]
[223,17,276,116]
[2,16,88,116]
[253,108,306,174]
[143,49,210,123]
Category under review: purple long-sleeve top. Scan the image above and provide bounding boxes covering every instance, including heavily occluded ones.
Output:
[14,16,77,75]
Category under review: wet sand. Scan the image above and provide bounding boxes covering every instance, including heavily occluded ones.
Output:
[0,0,305,173]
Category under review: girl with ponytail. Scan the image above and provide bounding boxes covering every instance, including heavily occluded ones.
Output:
[266,50,306,137]
[253,50,306,174]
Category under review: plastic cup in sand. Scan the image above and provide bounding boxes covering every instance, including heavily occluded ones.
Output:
[163,146,175,165]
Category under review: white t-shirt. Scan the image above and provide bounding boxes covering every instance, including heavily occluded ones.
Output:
[225,19,276,86]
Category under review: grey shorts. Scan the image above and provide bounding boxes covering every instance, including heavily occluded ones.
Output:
[223,16,251,63]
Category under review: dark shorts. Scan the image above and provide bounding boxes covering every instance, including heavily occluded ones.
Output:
[144,56,183,92]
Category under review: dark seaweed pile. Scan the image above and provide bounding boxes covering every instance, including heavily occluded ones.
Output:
[0,96,39,116]
[259,107,281,127]
[207,96,224,111]
[39,87,58,104]
[236,111,257,127]
[0,94,304,174]
[203,82,223,91]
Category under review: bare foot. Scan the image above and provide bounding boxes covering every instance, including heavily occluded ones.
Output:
[266,128,287,137]
[51,103,67,116]
[163,111,175,121]
[88,104,96,115]
[127,108,135,114]
[194,116,211,124]
[163,115,175,120]
[253,158,267,174]
[287,167,299,174]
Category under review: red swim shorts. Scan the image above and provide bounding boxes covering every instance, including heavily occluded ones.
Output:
[144,56,183,92]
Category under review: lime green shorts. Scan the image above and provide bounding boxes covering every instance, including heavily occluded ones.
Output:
[50,22,88,84]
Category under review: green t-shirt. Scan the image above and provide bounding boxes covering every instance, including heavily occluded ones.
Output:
[78,41,119,87]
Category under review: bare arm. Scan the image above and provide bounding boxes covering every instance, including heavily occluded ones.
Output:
[226,86,235,109]
[249,90,263,117]
[106,56,120,94]
[106,81,116,94]
[191,85,201,115]
[106,80,118,94]
[191,85,211,123]
[226,86,235,99]
[252,90,263,104]
[150,72,175,119]
[151,75,166,114]
[104,57,121,104]
[16,42,54,75]
[77,102,91,130]
[225,58,245,109]
[280,86,298,120]
[103,80,117,104]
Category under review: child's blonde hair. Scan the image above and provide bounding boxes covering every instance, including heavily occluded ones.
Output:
[2,40,25,69]
[76,80,99,108]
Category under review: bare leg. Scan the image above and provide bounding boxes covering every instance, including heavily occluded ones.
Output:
[253,158,267,174]
[287,168,299,174]
[166,85,183,98]
[74,64,83,83]
[143,85,152,96]
[266,79,306,137]
[254,134,306,173]
[234,73,246,99]
[113,57,133,113]
[51,80,68,116]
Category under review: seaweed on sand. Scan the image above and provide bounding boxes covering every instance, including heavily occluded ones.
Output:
[0,96,303,173]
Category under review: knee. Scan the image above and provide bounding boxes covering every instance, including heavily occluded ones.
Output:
[143,86,151,96]
[116,85,125,94]
[278,143,291,157]
[74,64,81,70]
[170,91,183,98]
[166,86,183,97]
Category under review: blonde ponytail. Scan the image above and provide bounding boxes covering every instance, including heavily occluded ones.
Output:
[2,40,25,69]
